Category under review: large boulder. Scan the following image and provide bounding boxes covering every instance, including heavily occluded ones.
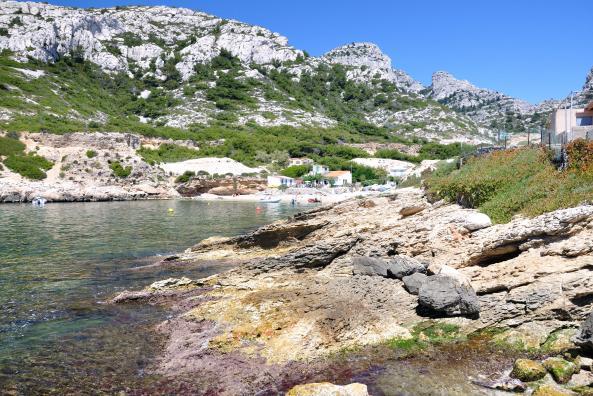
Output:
[402,273,429,295]
[573,311,593,349]
[418,275,480,316]
[454,211,492,231]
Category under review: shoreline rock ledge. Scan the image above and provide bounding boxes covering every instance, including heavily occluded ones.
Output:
[113,187,593,394]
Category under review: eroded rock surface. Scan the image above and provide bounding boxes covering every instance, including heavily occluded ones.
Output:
[114,187,593,393]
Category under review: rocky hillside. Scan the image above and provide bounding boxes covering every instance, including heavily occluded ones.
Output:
[427,67,593,135]
[0,1,484,142]
[0,1,589,143]
[428,71,555,134]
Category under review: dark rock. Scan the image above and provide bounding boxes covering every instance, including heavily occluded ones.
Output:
[418,275,480,317]
[250,236,359,273]
[387,255,426,279]
[399,205,426,217]
[352,256,389,277]
[402,273,428,295]
[574,310,593,349]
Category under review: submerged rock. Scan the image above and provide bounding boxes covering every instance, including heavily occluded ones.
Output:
[148,277,196,292]
[286,382,369,396]
[510,358,547,382]
[417,275,480,316]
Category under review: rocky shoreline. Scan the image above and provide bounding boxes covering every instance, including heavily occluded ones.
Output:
[0,179,175,203]
[112,187,593,395]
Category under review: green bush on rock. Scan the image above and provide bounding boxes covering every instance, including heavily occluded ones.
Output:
[175,170,195,183]
[109,161,132,178]
[0,136,25,156]
[4,153,53,180]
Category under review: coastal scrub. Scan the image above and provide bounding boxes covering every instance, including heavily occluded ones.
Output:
[426,145,593,223]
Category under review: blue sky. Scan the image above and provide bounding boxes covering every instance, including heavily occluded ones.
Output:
[45,0,592,104]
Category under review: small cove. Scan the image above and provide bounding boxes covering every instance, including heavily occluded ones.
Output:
[0,199,305,393]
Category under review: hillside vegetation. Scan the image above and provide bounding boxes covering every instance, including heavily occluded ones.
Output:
[426,143,593,223]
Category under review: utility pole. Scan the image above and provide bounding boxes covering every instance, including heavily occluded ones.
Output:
[527,129,530,146]
[570,91,574,143]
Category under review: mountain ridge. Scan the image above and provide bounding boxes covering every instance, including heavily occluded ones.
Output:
[0,1,591,141]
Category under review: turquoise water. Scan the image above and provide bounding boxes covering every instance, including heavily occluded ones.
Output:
[0,199,304,394]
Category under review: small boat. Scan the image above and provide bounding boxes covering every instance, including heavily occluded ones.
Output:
[259,197,281,203]
[32,197,47,207]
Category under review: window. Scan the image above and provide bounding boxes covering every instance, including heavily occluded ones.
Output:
[577,116,593,126]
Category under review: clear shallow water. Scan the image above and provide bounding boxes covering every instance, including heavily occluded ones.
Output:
[0,199,304,394]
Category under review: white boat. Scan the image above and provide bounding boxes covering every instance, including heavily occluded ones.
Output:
[258,197,281,203]
[32,197,47,207]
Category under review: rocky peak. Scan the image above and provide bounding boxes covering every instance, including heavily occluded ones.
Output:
[0,1,302,79]
[323,42,392,71]
[323,42,424,93]
[430,71,483,101]
[429,70,539,132]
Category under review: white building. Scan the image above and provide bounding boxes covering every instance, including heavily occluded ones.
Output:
[267,175,295,188]
[309,164,330,175]
[323,170,352,186]
[545,100,593,144]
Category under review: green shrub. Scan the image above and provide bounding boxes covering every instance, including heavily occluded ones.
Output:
[175,170,195,183]
[0,136,25,156]
[280,164,311,178]
[86,149,97,158]
[119,32,143,47]
[109,161,132,178]
[426,147,593,223]
[376,148,421,163]
[4,153,53,180]
[137,144,201,164]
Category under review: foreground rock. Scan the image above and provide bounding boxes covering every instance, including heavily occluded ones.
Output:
[417,275,480,317]
[510,359,547,382]
[112,187,593,393]
[286,382,369,396]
